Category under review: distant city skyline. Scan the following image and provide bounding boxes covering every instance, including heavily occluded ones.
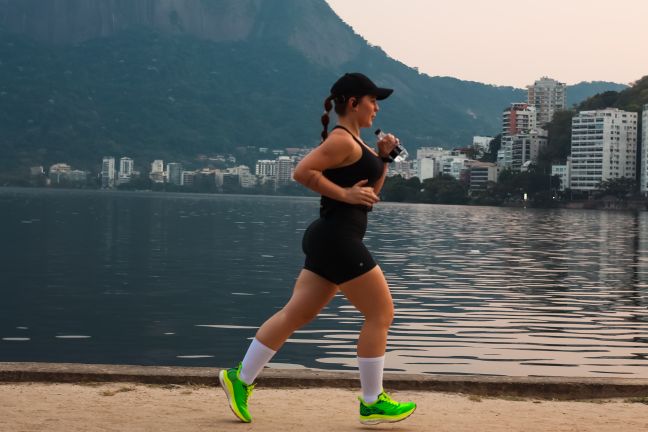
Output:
[326,0,648,88]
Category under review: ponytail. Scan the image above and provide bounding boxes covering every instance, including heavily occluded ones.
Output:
[320,95,334,142]
[320,94,350,143]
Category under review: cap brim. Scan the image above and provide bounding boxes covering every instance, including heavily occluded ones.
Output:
[374,88,393,100]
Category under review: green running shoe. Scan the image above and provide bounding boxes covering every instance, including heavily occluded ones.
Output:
[219,363,255,423]
[359,391,417,425]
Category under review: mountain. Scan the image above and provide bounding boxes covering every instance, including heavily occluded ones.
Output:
[566,81,628,107]
[578,76,648,113]
[0,0,629,171]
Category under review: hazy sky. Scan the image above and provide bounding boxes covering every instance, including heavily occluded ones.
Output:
[326,0,648,88]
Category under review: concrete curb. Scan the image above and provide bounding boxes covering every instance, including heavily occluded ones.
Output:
[1,362,648,400]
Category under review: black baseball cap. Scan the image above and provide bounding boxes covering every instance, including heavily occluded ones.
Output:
[330,72,393,100]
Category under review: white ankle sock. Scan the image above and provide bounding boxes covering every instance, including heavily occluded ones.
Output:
[239,338,277,385]
[358,355,385,404]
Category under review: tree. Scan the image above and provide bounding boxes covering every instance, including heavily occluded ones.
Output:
[479,134,501,163]
[596,177,637,199]
[492,166,556,205]
[537,110,575,170]
[420,174,468,204]
[381,175,421,202]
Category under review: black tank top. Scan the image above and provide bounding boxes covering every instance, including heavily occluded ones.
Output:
[320,125,385,216]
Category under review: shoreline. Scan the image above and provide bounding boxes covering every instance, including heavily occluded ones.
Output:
[2,185,647,211]
[2,362,648,400]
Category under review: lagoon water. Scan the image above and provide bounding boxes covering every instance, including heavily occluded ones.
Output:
[1,187,647,377]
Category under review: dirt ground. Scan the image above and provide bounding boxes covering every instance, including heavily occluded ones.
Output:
[1,382,647,432]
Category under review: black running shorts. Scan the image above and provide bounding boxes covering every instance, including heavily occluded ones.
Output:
[302,207,377,285]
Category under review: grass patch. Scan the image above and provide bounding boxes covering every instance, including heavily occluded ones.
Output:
[498,395,527,402]
[624,397,648,405]
[78,382,104,387]
[158,384,183,390]
[100,386,136,396]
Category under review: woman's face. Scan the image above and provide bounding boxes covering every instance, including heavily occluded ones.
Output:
[351,95,379,128]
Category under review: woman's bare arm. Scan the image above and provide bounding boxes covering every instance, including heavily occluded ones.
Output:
[372,133,397,195]
[293,135,379,207]
[372,162,389,195]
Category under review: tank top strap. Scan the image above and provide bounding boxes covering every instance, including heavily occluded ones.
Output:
[332,125,366,149]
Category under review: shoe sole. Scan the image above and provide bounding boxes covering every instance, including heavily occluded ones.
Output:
[360,406,416,425]
[218,370,251,423]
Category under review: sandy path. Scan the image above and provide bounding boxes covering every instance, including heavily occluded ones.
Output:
[1,382,647,432]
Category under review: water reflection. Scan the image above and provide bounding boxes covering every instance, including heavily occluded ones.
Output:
[299,205,648,377]
[0,189,647,377]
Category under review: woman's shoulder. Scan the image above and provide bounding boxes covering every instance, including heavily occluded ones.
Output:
[321,129,358,153]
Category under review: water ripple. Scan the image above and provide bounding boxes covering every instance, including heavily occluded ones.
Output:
[1,189,647,377]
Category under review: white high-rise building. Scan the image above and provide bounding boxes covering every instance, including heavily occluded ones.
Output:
[497,136,513,169]
[440,155,468,180]
[510,130,548,171]
[227,165,256,188]
[151,160,164,173]
[502,103,537,137]
[276,156,294,187]
[167,163,183,186]
[119,157,133,176]
[499,102,546,171]
[641,104,648,194]
[418,158,437,181]
[255,160,277,177]
[527,77,567,126]
[150,160,165,183]
[552,156,572,191]
[117,157,134,185]
[181,171,195,187]
[570,109,638,191]
[101,156,115,188]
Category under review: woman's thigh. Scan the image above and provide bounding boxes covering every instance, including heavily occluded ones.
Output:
[282,269,339,321]
[338,265,393,323]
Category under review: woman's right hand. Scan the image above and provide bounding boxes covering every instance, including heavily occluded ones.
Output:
[343,179,380,206]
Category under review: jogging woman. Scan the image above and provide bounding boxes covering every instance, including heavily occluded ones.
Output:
[219,72,416,425]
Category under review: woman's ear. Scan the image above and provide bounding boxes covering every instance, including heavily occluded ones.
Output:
[351,97,359,108]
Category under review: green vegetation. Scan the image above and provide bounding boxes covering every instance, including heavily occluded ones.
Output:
[594,177,638,199]
[0,29,332,171]
[566,81,628,107]
[0,25,626,174]
[6,73,648,207]
[0,0,637,207]
[381,167,560,208]
[479,134,501,163]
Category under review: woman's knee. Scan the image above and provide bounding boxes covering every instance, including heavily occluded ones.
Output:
[282,306,319,328]
[363,306,394,329]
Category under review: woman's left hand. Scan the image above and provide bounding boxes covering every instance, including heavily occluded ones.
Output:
[377,133,399,159]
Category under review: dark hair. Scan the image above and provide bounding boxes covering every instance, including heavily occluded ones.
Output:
[320,94,355,142]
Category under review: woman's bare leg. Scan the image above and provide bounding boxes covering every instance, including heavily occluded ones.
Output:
[338,265,393,357]
[255,269,338,351]
[338,265,393,403]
